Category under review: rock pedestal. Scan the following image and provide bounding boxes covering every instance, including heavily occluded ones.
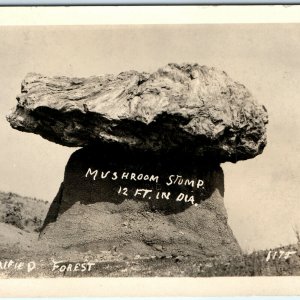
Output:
[40,143,241,258]
[7,63,269,260]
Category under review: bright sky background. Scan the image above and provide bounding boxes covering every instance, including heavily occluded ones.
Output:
[0,24,299,251]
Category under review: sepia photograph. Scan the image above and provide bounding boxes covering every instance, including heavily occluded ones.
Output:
[0,5,300,296]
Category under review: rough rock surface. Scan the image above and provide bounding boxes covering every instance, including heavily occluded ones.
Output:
[40,144,242,258]
[7,63,268,163]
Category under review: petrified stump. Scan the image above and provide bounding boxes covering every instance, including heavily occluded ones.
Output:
[7,63,268,258]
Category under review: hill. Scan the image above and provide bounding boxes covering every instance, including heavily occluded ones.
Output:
[0,191,50,233]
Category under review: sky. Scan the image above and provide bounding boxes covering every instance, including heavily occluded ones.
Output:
[0,24,299,251]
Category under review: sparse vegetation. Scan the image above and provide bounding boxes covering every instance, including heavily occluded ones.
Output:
[4,202,24,230]
[293,225,300,244]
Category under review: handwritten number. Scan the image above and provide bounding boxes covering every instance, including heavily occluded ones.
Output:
[118,186,128,196]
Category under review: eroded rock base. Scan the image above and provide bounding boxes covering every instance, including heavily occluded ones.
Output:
[40,144,241,259]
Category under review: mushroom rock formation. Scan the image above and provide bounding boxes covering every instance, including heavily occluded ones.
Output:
[7,63,268,258]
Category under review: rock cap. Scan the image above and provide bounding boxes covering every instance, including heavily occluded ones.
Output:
[7,63,268,162]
